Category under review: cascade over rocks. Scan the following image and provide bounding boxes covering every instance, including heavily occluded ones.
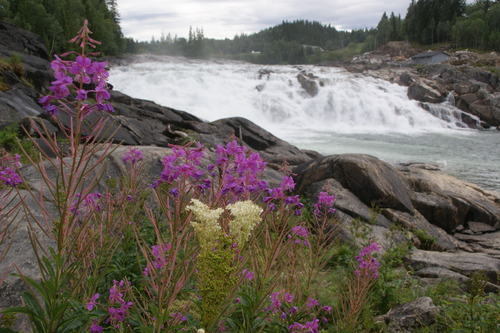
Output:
[399,64,500,128]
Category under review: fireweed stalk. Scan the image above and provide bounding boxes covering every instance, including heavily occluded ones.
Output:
[0,149,23,282]
[0,21,138,332]
[336,242,381,332]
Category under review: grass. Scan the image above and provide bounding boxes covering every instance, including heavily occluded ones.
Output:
[0,123,38,164]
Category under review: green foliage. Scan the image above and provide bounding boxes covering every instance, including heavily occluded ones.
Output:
[421,273,500,333]
[413,228,436,250]
[404,0,500,51]
[1,249,87,332]
[0,310,16,328]
[3,0,123,55]
[0,123,37,164]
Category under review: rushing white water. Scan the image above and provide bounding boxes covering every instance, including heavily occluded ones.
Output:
[109,56,500,192]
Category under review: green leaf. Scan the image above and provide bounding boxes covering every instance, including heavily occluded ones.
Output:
[21,291,45,316]
[0,328,20,333]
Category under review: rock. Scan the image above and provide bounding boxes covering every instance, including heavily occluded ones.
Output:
[297,72,319,97]
[453,82,474,95]
[399,72,417,86]
[467,221,497,233]
[381,209,458,252]
[193,117,313,166]
[294,154,414,213]
[397,163,500,231]
[258,69,273,79]
[378,297,440,332]
[307,178,392,228]
[454,230,500,259]
[413,266,500,293]
[468,103,500,127]
[0,21,49,60]
[411,192,464,233]
[407,81,445,103]
[19,115,58,137]
[407,249,500,284]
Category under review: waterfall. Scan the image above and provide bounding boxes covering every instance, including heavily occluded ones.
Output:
[109,56,466,137]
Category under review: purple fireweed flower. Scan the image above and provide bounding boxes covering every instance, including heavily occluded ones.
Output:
[50,55,68,78]
[313,191,336,217]
[90,320,104,333]
[86,293,100,311]
[49,75,73,98]
[216,140,268,199]
[241,269,255,280]
[0,167,23,187]
[97,103,114,113]
[288,318,320,333]
[307,297,320,308]
[284,292,294,303]
[95,83,111,104]
[155,144,206,187]
[109,280,126,304]
[170,312,187,322]
[69,55,92,84]
[144,243,172,276]
[91,61,109,84]
[70,192,103,216]
[264,291,282,314]
[288,225,309,246]
[122,147,144,165]
[355,242,381,278]
[0,151,23,187]
[76,89,88,100]
[280,176,295,191]
[40,28,113,118]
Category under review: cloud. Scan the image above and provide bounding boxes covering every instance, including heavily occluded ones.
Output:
[117,0,410,41]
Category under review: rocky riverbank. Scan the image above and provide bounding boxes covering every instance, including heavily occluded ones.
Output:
[343,42,500,130]
[1,21,499,331]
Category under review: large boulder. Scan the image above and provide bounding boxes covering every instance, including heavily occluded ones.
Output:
[297,72,319,97]
[294,154,414,213]
[398,163,500,232]
[407,81,446,104]
[407,249,500,284]
[377,297,441,333]
[190,117,316,166]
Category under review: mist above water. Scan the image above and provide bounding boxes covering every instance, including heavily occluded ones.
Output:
[109,56,500,192]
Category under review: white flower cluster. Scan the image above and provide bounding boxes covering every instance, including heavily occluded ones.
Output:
[187,199,263,250]
[187,199,224,251]
[227,200,263,247]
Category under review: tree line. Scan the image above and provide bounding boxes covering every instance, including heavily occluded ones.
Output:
[132,20,375,64]
[396,0,500,50]
[0,0,123,55]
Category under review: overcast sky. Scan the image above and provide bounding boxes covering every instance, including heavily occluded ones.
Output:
[117,0,414,41]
